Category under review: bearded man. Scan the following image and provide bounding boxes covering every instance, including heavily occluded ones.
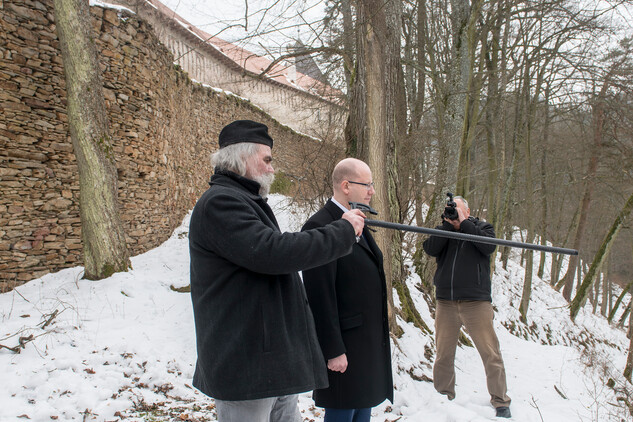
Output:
[188,120,366,422]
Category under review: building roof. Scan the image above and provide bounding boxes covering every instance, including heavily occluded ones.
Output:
[144,0,343,104]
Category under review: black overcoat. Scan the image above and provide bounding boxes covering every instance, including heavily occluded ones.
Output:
[189,171,357,401]
[301,200,393,409]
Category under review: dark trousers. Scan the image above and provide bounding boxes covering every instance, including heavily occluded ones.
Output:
[324,408,371,422]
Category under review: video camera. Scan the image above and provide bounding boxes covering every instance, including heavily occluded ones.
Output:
[441,192,459,221]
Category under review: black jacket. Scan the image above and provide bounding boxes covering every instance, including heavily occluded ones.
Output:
[422,217,496,301]
[302,200,393,408]
[189,171,357,401]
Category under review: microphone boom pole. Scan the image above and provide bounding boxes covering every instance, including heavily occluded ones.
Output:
[364,219,578,256]
[350,202,578,256]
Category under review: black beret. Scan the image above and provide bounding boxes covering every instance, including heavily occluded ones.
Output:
[218,120,274,149]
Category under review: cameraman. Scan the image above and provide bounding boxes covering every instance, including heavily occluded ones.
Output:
[422,195,512,419]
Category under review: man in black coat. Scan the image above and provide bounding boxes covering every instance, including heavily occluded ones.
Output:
[422,195,512,419]
[302,158,393,422]
[189,120,367,422]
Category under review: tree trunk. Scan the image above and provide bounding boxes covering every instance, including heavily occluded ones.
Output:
[570,191,633,321]
[600,261,611,317]
[341,0,355,89]
[518,162,535,322]
[537,86,552,280]
[409,8,432,293]
[357,0,408,334]
[53,0,130,279]
[519,249,534,323]
[410,0,427,132]
[591,271,600,314]
[517,39,538,322]
[415,0,483,304]
[518,107,534,321]
[412,0,427,235]
[552,205,580,286]
[608,281,633,324]
[625,281,633,381]
[484,0,509,273]
[560,81,608,301]
[550,254,562,286]
[344,0,367,160]
[619,305,631,328]
[498,76,525,272]
[427,0,474,219]
[455,0,484,196]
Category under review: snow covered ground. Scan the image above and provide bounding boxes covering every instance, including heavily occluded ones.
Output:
[1,194,631,421]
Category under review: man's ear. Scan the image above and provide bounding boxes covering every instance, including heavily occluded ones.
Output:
[340,180,350,195]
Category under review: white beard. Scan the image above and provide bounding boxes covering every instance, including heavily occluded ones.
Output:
[252,173,275,198]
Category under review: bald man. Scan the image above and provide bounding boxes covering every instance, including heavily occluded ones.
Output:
[302,158,393,422]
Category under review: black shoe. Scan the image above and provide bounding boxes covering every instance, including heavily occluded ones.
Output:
[496,406,511,418]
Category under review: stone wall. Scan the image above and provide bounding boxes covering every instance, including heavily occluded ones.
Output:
[0,0,341,290]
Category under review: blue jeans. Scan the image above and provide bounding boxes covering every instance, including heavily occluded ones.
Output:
[215,394,301,422]
[324,408,371,422]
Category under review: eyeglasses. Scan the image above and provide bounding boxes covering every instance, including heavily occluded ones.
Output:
[347,180,375,190]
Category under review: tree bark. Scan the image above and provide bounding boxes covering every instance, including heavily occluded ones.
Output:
[625,281,633,381]
[53,0,130,279]
[356,0,412,334]
[619,305,631,328]
[415,0,485,304]
[537,85,552,280]
[484,0,510,273]
[600,257,611,317]
[455,0,484,197]
[608,280,633,324]
[425,0,475,221]
[343,0,367,160]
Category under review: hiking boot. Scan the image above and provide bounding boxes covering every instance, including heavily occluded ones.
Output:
[496,406,511,418]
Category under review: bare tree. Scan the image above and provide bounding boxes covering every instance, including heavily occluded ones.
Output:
[609,281,633,323]
[425,0,482,218]
[53,0,130,279]
[557,79,610,300]
[355,0,417,333]
[570,191,633,321]
[622,261,633,381]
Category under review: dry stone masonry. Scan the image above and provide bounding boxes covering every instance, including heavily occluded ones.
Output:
[0,0,339,290]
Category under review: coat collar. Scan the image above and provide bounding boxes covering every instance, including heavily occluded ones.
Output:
[209,169,264,201]
[324,200,382,263]
[324,198,345,219]
[209,169,280,230]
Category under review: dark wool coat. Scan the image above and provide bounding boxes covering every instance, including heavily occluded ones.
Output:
[422,217,496,301]
[189,171,357,401]
[301,200,393,409]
